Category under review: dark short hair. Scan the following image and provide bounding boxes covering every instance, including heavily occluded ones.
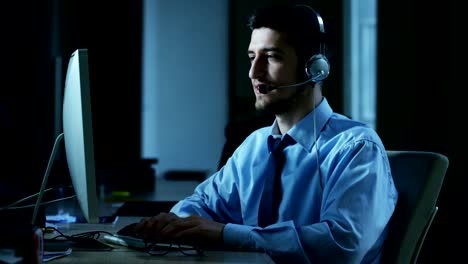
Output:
[247,4,326,78]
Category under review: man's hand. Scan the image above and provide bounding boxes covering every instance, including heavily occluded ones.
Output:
[134,212,180,241]
[134,213,225,247]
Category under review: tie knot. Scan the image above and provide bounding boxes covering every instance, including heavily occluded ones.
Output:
[269,134,295,154]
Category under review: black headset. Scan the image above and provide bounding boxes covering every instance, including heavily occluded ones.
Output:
[295,5,330,82]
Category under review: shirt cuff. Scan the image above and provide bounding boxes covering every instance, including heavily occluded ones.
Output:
[223,223,256,249]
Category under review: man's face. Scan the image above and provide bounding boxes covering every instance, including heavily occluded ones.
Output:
[247,27,301,114]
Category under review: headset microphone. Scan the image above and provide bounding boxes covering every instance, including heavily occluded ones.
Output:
[258,70,325,94]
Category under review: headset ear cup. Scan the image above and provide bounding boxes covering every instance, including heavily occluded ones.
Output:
[306,54,330,82]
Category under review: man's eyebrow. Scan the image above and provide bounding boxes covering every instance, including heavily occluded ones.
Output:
[247,47,285,54]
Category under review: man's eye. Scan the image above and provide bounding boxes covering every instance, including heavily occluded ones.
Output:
[267,54,280,60]
[248,56,255,61]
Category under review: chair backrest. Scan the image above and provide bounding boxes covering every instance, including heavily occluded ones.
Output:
[381,150,449,264]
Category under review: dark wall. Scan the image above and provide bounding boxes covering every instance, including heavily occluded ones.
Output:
[0,0,143,199]
[0,2,54,198]
[377,0,457,261]
[58,1,143,167]
[58,0,146,191]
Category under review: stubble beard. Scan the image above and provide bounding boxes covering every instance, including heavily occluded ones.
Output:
[255,90,302,115]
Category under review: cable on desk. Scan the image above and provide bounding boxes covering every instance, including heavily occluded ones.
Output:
[0,185,75,211]
[45,227,114,243]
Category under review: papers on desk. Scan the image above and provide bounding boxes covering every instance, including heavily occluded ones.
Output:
[43,248,72,262]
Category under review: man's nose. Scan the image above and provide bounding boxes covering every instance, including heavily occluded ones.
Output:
[249,57,266,80]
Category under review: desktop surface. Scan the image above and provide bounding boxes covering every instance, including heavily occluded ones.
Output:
[45,216,274,264]
[47,247,273,264]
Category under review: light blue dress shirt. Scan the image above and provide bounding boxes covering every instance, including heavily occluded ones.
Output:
[171,98,398,264]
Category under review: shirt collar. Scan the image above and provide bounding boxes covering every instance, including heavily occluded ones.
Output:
[268,97,333,153]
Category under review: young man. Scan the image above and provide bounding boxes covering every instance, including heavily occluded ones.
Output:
[135,4,398,263]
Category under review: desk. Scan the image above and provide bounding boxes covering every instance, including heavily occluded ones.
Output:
[48,248,273,263]
[46,216,274,264]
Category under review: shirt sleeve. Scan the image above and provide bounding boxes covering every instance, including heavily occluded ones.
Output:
[170,158,244,223]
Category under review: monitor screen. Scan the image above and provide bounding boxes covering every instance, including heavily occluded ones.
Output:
[62,49,99,224]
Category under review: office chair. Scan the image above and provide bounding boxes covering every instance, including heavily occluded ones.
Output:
[381,150,449,264]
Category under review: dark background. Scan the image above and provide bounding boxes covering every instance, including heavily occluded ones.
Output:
[0,0,457,262]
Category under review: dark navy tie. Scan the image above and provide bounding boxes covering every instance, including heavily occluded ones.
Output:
[258,134,296,227]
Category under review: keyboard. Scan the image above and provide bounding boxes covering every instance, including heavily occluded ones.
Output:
[102,222,195,251]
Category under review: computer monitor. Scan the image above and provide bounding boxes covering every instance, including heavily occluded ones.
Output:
[29,49,99,226]
[61,49,99,224]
